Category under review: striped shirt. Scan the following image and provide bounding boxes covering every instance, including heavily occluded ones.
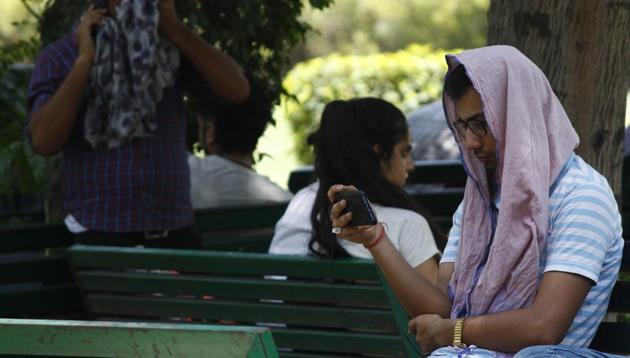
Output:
[27,32,194,233]
[441,154,623,347]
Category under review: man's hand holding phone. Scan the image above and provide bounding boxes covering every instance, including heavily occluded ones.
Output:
[327,185,386,249]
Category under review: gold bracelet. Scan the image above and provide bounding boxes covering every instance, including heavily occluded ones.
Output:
[453,318,466,348]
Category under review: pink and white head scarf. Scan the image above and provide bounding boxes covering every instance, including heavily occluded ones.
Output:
[443,46,579,318]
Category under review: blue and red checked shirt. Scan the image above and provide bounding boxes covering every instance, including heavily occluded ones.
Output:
[27,32,193,233]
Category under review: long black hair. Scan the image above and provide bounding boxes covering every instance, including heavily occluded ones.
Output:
[308,97,443,257]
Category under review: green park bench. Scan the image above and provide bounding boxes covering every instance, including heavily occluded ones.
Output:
[0,318,277,357]
[0,204,287,318]
[0,223,81,318]
[195,202,288,252]
[67,245,423,357]
[287,159,467,194]
[66,238,630,357]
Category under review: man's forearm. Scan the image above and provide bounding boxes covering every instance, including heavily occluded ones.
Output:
[370,237,451,317]
[463,307,563,352]
[29,55,93,156]
[167,25,249,103]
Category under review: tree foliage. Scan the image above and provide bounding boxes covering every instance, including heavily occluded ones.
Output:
[39,0,334,109]
[279,45,452,163]
[297,0,488,59]
[0,36,46,196]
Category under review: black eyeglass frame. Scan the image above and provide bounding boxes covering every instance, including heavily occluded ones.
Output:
[453,115,489,138]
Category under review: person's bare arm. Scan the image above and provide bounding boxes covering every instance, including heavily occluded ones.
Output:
[29,7,106,156]
[157,0,249,103]
[328,184,452,318]
[414,256,439,286]
[409,271,591,353]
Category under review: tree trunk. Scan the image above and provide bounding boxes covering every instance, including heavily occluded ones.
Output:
[486,0,630,197]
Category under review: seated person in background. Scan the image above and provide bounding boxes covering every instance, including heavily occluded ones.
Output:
[269,97,442,283]
[188,82,292,208]
[328,46,623,357]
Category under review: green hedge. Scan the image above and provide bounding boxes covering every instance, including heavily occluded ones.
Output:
[278,45,453,163]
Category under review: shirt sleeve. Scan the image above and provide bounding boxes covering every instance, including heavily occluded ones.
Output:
[27,47,66,117]
[397,212,440,268]
[544,183,618,284]
[268,185,316,256]
[440,201,464,264]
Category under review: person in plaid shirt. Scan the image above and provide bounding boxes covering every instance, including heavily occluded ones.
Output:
[27,0,249,248]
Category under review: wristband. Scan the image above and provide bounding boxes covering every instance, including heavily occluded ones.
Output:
[363,223,386,249]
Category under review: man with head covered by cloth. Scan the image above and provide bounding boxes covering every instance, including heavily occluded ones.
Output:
[328,46,624,357]
[27,0,249,248]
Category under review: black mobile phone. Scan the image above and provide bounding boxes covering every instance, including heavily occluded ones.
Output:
[334,189,378,226]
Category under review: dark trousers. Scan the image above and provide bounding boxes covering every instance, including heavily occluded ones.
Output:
[73,225,203,249]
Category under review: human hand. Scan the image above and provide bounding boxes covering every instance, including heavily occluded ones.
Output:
[327,184,382,246]
[408,314,455,353]
[76,5,108,61]
[157,0,184,40]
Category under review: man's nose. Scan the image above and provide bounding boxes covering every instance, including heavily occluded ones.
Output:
[463,130,482,150]
[406,156,414,172]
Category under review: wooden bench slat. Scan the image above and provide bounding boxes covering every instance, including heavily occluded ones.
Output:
[76,271,389,306]
[621,242,630,271]
[201,231,274,252]
[0,318,277,357]
[68,246,381,281]
[87,294,398,331]
[589,322,630,354]
[411,188,463,216]
[607,280,630,313]
[0,284,83,316]
[407,159,467,187]
[272,328,409,357]
[0,224,72,253]
[0,256,73,285]
[195,203,287,232]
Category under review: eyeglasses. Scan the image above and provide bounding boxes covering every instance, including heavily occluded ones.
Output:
[453,115,488,138]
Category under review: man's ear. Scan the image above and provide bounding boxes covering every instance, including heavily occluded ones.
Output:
[373,144,382,155]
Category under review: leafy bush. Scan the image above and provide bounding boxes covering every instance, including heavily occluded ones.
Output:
[279,44,452,163]
[0,38,46,197]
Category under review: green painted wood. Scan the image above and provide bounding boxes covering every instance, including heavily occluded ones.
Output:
[0,256,73,285]
[0,318,278,357]
[590,322,630,354]
[411,188,464,216]
[607,280,630,313]
[76,271,389,306]
[272,328,407,357]
[621,241,630,271]
[68,245,381,281]
[376,269,424,357]
[201,231,274,253]
[87,294,397,331]
[195,203,288,232]
[407,159,466,187]
[0,284,83,316]
[288,159,467,194]
[0,224,72,253]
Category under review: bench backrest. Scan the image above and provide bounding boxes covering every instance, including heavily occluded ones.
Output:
[0,318,277,357]
[195,203,288,252]
[589,240,630,354]
[287,160,467,194]
[67,245,423,357]
[0,224,82,318]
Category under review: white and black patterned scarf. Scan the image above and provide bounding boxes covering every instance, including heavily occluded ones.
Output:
[84,0,180,149]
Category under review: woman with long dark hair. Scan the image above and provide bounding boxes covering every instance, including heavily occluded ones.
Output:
[269,97,440,283]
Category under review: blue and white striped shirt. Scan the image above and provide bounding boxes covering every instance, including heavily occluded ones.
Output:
[441,154,624,347]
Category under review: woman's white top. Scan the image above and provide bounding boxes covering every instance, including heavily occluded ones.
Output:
[268,183,439,268]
